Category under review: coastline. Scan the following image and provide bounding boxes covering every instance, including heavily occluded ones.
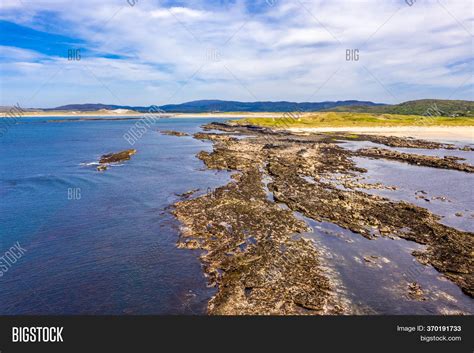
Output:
[2,111,284,118]
[7,111,472,142]
[287,126,474,142]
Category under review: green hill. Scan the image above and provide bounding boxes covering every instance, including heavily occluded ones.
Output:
[323,99,474,117]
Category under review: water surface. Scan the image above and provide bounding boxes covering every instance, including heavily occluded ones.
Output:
[0,116,232,314]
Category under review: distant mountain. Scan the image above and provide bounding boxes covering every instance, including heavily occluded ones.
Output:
[0,105,39,112]
[45,100,383,113]
[158,100,383,113]
[45,104,149,112]
[42,99,473,116]
[322,99,474,117]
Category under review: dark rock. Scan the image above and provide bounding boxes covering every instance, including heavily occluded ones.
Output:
[408,282,426,301]
[160,130,189,137]
[357,147,474,173]
[97,149,137,171]
[99,149,137,164]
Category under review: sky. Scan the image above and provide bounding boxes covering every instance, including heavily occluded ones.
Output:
[0,0,472,108]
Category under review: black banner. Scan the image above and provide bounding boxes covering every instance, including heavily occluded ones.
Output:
[0,315,472,352]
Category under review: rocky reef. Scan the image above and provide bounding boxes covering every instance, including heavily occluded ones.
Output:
[357,148,474,173]
[330,133,473,151]
[174,148,343,315]
[172,123,473,315]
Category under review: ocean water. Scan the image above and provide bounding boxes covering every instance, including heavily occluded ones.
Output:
[0,117,232,314]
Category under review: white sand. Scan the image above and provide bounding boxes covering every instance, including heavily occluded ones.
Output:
[288,126,474,143]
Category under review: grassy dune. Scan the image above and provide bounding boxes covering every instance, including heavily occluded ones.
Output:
[233,112,474,128]
[322,99,474,117]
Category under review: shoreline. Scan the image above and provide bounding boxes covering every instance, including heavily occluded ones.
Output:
[3,112,284,118]
[6,113,474,142]
[288,126,474,142]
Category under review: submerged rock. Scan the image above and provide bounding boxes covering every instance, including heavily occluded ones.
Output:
[176,189,199,199]
[408,282,426,301]
[160,130,189,137]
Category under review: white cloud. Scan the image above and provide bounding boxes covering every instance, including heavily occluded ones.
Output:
[151,6,209,19]
[0,0,472,107]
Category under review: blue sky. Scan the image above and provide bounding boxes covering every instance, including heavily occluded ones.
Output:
[0,0,472,108]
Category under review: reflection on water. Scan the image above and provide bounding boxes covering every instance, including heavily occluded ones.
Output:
[340,139,474,164]
[339,140,474,232]
[351,157,473,232]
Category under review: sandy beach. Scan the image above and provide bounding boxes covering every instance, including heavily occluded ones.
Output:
[3,111,284,118]
[288,126,474,142]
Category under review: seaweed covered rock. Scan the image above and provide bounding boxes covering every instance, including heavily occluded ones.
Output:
[97,149,137,171]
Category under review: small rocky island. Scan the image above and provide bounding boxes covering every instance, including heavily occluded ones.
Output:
[97,149,137,171]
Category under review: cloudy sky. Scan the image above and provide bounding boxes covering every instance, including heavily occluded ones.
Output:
[0,0,472,107]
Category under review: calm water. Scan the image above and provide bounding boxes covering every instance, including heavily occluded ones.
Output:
[0,117,232,314]
[340,140,474,231]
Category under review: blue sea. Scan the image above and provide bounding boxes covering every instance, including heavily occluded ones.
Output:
[0,116,232,314]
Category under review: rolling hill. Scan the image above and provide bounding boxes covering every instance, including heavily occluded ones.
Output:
[32,99,474,116]
[322,99,474,117]
[44,100,383,113]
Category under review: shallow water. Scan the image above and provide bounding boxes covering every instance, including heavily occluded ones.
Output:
[337,140,473,231]
[302,219,473,315]
[313,139,473,313]
[0,116,233,314]
[261,135,473,314]
[262,170,473,315]
[340,139,474,164]
[351,157,473,232]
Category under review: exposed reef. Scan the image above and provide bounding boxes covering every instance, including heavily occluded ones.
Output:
[172,123,473,315]
[357,147,474,173]
[330,133,473,151]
